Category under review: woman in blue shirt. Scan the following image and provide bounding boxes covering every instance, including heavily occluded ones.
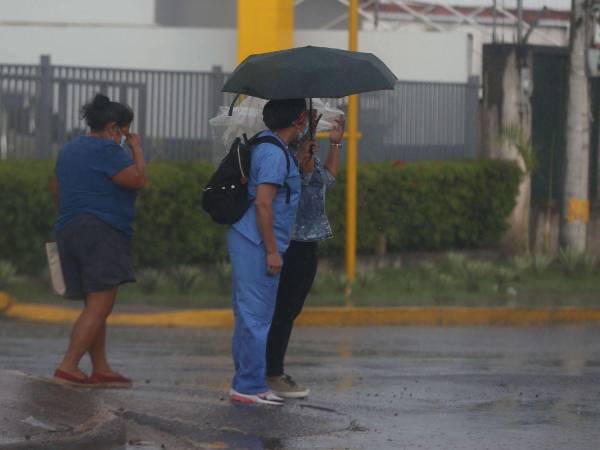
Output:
[228,99,304,406]
[51,94,146,388]
[266,115,345,399]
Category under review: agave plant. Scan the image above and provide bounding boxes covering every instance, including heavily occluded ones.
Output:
[357,269,377,288]
[531,253,552,275]
[170,265,204,293]
[558,249,596,277]
[444,253,493,292]
[214,261,232,295]
[0,260,17,289]
[136,268,163,294]
[493,267,518,294]
[511,255,532,274]
[420,261,455,291]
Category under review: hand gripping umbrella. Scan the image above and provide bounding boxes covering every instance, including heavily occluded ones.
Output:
[221,45,397,138]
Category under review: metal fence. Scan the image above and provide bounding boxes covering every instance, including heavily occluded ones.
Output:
[0,56,479,162]
[352,78,480,162]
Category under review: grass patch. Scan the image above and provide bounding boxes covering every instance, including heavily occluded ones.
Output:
[3,255,600,309]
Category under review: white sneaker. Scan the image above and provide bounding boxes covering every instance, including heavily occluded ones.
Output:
[229,389,285,406]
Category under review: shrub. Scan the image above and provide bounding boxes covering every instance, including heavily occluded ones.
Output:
[320,159,522,256]
[0,161,55,273]
[132,161,227,269]
[0,158,521,274]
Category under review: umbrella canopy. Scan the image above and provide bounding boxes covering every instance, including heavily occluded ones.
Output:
[222,46,397,99]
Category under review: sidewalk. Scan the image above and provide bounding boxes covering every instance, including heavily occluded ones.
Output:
[0,370,124,450]
[3,291,600,327]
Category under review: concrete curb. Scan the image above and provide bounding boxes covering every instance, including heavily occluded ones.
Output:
[2,410,124,450]
[0,292,13,314]
[3,292,600,326]
[0,370,125,450]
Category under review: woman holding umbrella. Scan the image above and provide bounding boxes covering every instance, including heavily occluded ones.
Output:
[266,114,345,399]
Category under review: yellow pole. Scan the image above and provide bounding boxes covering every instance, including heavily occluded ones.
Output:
[237,0,294,63]
[345,0,359,304]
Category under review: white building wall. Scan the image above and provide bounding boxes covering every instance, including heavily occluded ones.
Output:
[0,0,155,25]
[0,26,471,82]
[0,26,237,72]
[296,30,471,83]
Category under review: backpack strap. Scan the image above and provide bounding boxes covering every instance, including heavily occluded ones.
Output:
[250,135,293,204]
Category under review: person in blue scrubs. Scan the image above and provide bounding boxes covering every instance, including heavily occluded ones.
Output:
[227,99,306,406]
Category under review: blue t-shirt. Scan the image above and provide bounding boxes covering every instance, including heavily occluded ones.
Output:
[54,136,136,236]
[232,130,301,253]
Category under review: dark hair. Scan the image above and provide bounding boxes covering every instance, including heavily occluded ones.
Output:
[262,98,307,131]
[81,94,134,131]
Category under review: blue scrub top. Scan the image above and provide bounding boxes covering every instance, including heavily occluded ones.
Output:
[232,130,301,253]
[54,136,136,236]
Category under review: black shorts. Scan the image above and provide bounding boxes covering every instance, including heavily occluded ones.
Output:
[56,214,136,300]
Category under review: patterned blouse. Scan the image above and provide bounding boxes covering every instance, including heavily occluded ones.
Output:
[291,156,335,242]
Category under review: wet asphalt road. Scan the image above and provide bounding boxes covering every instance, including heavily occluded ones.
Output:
[1,318,600,450]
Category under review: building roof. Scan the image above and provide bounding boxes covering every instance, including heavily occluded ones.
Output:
[372,0,570,10]
[364,0,570,26]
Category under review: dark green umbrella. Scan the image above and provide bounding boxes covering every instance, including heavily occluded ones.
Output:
[222,45,397,100]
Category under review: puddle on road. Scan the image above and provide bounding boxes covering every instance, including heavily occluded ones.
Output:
[117,443,163,450]
[115,436,285,450]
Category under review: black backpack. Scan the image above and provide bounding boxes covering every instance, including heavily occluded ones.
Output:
[202,133,291,225]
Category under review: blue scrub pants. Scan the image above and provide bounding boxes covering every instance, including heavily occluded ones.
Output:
[227,227,281,394]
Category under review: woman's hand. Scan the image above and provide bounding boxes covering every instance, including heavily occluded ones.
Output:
[266,252,283,276]
[329,116,346,145]
[113,132,146,189]
[126,133,143,150]
[297,138,316,173]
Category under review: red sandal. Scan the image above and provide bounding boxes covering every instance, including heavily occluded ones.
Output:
[53,369,90,387]
[88,372,133,389]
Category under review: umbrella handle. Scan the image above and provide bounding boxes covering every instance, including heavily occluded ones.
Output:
[228,93,241,117]
[308,98,313,140]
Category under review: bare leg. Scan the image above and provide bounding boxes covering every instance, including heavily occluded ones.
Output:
[57,287,117,377]
[88,322,116,375]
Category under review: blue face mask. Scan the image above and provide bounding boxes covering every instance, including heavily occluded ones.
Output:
[297,122,309,141]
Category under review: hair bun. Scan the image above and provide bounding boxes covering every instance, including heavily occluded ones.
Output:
[92,94,111,109]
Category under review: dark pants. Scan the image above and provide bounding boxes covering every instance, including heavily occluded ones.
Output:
[266,240,318,378]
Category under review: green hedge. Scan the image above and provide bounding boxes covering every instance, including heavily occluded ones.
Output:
[321,159,522,256]
[0,158,521,273]
[0,161,56,273]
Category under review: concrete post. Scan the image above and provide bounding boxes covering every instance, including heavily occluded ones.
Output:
[561,0,592,253]
[482,44,534,253]
[209,65,226,164]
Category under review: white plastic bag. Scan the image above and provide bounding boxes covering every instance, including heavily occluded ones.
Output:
[45,242,66,296]
[209,96,344,154]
